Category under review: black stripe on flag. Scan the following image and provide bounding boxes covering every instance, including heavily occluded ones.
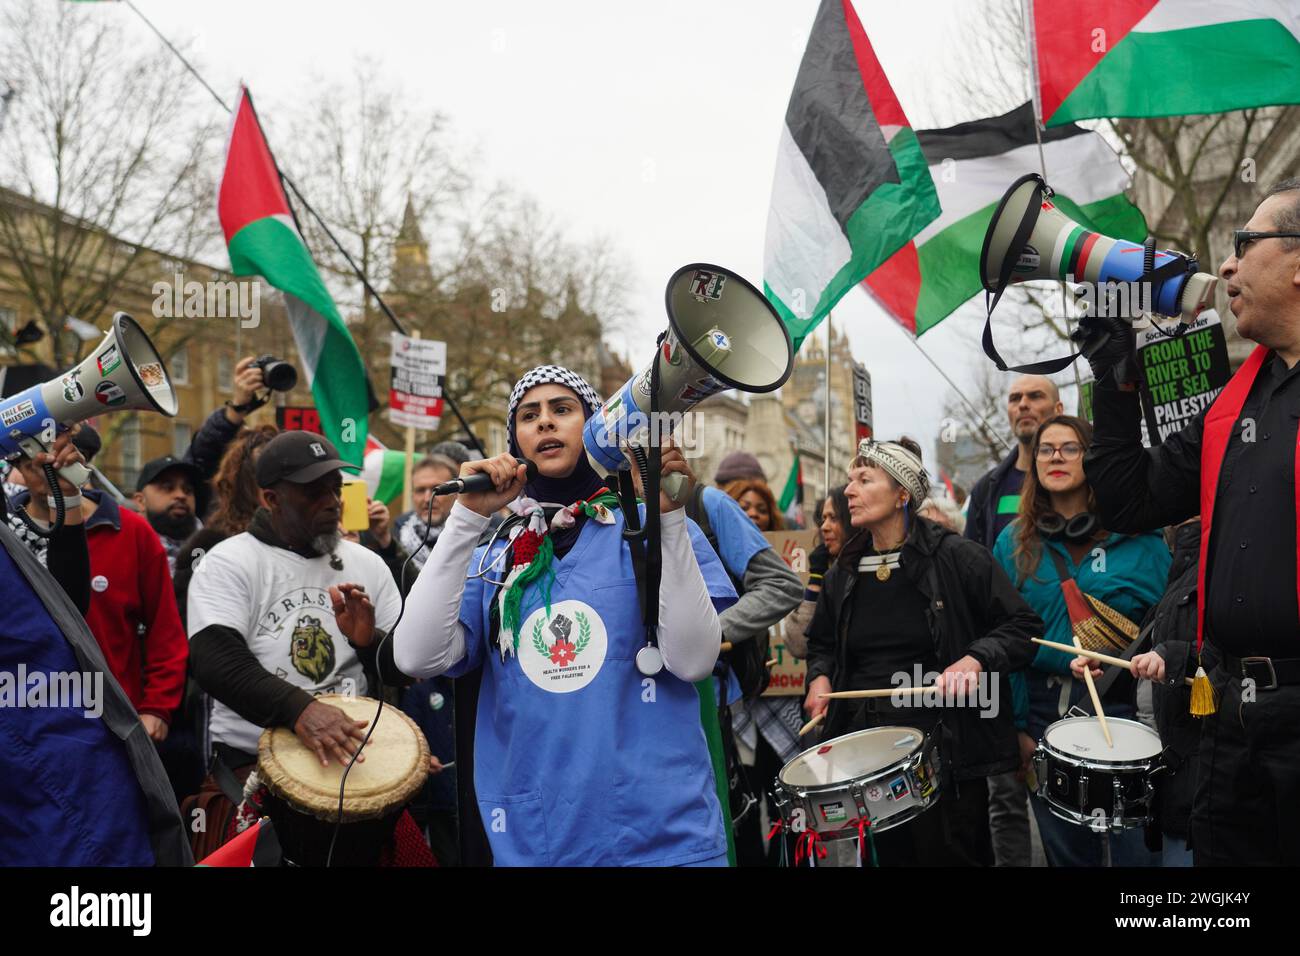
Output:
[785,0,899,232]
[916,102,1084,163]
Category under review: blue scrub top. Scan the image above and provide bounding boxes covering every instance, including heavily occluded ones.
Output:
[450,507,737,866]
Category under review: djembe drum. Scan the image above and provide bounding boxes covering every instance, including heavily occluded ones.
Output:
[257,695,429,867]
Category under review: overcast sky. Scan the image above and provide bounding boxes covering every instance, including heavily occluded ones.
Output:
[111,0,1067,476]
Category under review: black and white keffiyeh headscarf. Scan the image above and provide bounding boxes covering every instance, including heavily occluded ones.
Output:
[505,364,603,455]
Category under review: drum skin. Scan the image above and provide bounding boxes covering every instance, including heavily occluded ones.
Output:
[258,694,429,822]
[772,726,941,837]
[257,695,430,866]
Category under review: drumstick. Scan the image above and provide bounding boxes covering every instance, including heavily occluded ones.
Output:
[798,713,824,736]
[721,642,733,652]
[1072,634,1114,749]
[819,686,937,700]
[766,658,778,667]
[1032,638,1195,686]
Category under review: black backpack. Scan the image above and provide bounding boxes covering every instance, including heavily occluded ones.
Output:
[686,485,771,700]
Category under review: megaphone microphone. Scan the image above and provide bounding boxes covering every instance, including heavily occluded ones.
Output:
[0,312,177,535]
[433,459,538,496]
[582,263,794,500]
[979,173,1219,375]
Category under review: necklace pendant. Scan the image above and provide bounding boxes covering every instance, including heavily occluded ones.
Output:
[875,564,892,582]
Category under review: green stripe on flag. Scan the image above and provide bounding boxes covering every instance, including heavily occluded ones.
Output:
[1051,19,1300,125]
[227,217,370,466]
[696,677,735,866]
[375,450,407,504]
[996,494,1021,515]
[778,453,800,512]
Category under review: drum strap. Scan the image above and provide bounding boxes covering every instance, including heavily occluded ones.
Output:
[1084,619,1156,708]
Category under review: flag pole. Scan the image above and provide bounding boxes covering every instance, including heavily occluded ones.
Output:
[900,330,1013,454]
[1021,0,1085,409]
[116,0,487,458]
[823,314,832,500]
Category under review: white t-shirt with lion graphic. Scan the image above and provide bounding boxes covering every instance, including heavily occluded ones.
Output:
[186,532,402,754]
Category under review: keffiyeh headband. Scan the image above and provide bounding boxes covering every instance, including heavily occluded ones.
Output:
[857,438,930,506]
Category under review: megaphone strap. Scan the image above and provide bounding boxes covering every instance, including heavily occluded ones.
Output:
[981,176,1083,375]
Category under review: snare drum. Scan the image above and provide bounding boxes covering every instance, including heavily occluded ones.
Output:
[257,695,429,866]
[1032,716,1164,830]
[772,726,940,838]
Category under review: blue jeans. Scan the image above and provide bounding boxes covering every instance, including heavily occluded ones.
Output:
[1161,835,1193,867]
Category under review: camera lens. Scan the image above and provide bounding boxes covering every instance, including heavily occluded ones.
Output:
[257,358,298,392]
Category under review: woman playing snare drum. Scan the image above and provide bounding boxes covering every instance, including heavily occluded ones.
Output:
[803,438,1040,866]
[991,415,1169,867]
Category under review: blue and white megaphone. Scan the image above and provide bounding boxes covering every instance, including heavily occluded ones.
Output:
[1,312,177,499]
[583,263,793,497]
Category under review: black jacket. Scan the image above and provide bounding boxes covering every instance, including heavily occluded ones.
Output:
[807,516,1042,779]
[1145,520,1215,840]
[964,448,1020,550]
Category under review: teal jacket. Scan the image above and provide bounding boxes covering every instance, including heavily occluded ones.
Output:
[993,521,1170,730]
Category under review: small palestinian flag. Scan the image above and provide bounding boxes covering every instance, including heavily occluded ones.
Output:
[862,103,1147,336]
[778,451,803,523]
[763,0,939,352]
[1031,1,1300,126]
[196,818,274,867]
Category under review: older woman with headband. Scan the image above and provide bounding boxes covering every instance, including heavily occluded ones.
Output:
[803,437,1040,866]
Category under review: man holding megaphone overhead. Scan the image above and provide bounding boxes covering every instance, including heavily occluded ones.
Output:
[1068,179,1300,867]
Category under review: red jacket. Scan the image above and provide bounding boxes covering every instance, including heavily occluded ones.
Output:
[82,491,189,721]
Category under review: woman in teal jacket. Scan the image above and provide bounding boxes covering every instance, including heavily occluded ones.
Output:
[993,415,1169,867]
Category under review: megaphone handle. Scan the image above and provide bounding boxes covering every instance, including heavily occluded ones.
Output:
[661,472,689,504]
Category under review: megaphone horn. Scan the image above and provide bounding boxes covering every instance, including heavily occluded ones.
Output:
[979,173,1218,373]
[0,312,178,531]
[583,263,794,480]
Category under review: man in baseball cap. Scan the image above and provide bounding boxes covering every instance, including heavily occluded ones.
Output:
[134,455,204,574]
[187,430,415,814]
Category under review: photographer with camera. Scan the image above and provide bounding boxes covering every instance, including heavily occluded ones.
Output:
[1080,179,1300,866]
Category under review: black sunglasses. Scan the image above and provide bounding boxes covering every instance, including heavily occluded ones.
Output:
[1233,230,1300,258]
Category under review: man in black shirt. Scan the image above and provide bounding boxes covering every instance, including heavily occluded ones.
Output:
[1081,178,1300,865]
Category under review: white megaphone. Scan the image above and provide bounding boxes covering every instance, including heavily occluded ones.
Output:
[1,312,177,505]
[982,173,1218,322]
[583,263,793,496]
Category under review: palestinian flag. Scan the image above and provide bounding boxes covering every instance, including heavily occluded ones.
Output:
[863,103,1147,335]
[1032,1,1300,126]
[778,451,803,520]
[363,447,409,505]
[764,0,940,352]
[218,87,370,465]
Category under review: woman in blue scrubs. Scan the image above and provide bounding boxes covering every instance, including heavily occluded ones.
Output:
[394,365,737,866]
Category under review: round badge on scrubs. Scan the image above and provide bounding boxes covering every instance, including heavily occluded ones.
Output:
[517,599,608,693]
[635,643,663,677]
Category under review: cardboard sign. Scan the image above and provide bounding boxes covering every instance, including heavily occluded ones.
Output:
[389,333,447,430]
[1137,310,1230,444]
[761,529,818,697]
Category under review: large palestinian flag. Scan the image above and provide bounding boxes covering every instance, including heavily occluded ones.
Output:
[1032,1,1300,126]
[217,87,370,465]
[863,103,1147,335]
[764,0,939,352]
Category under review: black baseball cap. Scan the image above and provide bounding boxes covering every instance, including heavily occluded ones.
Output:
[136,455,202,493]
[255,431,350,488]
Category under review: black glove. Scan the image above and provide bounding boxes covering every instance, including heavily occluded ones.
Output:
[808,543,830,578]
[1071,314,1139,387]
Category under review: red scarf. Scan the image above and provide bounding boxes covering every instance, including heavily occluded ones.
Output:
[1196,345,1300,654]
